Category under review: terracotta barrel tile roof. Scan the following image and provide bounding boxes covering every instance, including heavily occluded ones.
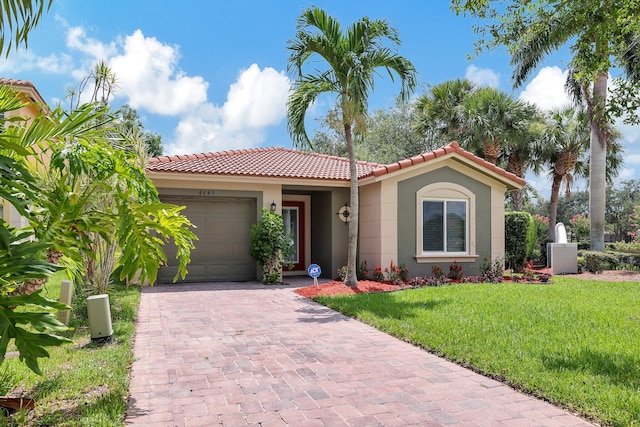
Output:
[147,147,383,181]
[147,142,525,187]
[0,77,47,105]
[370,141,525,186]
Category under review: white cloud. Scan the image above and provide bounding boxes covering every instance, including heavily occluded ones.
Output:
[625,154,640,165]
[66,26,117,61]
[0,49,72,74]
[465,65,499,88]
[222,64,290,131]
[56,24,290,155]
[108,30,208,115]
[518,66,571,111]
[165,64,290,155]
[619,167,636,180]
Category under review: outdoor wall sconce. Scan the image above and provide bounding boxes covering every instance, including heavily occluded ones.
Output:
[270,201,277,212]
[337,203,351,223]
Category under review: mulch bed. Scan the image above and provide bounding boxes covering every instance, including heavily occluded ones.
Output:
[294,280,408,298]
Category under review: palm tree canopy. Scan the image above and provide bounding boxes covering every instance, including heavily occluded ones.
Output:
[458,87,537,162]
[286,6,417,149]
[414,78,475,142]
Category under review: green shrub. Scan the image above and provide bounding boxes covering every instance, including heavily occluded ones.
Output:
[578,241,591,250]
[581,251,619,273]
[356,261,369,280]
[338,266,348,282]
[505,212,535,272]
[250,208,294,284]
[609,241,640,254]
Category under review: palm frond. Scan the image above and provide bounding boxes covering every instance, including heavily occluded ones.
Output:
[0,0,52,57]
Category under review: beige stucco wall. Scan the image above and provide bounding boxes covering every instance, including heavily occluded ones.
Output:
[359,182,382,268]
[149,173,282,220]
[491,185,507,261]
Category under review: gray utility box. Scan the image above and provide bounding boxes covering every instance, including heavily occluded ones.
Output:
[87,294,113,340]
[547,243,578,274]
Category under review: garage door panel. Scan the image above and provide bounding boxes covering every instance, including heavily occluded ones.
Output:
[157,196,256,283]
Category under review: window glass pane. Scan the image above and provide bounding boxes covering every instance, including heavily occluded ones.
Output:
[423,201,443,251]
[446,201,466,252]
[283,208,299,264]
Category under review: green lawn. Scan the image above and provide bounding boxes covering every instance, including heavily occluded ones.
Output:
[316,277,640,426]
[1,272,140,427]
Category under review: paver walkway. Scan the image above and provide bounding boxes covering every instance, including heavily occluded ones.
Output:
[126,279,593,426]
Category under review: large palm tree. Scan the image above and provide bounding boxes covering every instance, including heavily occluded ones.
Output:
[414,78,475,145]
[452,0,640,251]
[538,107,590,242]
[414,82,539,211]
[538,105,624,242]
[287,7,416,287]
[460,88,540,211]
[459,87,536,165]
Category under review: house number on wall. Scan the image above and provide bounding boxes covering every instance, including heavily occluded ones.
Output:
[198,190,215,196]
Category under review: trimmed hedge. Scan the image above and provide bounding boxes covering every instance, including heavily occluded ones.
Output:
[505,212,536,272]
[578,250,640,273]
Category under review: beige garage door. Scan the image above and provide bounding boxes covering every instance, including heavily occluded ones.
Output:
[158,196,257,283]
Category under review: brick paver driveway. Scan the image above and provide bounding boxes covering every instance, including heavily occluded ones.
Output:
[126,280,592,426]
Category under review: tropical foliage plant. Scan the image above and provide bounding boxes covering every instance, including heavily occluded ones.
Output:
[250,208,294,284]
[0,88,196,373]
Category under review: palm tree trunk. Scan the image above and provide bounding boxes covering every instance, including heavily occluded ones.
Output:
[506,153,526,211]
[344,123,359,288]
[483,138,501,164]
[9,249,63,296]
[589,72,608,251]
[548,173,564,242]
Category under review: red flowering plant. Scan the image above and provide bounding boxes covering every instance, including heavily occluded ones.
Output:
[380,260,409,285]
[448,261,463,280]
[431,265,445,279]
[372,266,385,282]
[628,206,640,242]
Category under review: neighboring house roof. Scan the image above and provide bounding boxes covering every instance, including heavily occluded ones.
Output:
[0,77,47,106]
[147,142,525,187]
[147,147,383,181]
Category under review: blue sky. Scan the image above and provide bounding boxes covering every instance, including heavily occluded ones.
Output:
[1,0,638,195]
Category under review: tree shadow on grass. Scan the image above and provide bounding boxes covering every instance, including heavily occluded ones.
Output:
[541,347,640,389]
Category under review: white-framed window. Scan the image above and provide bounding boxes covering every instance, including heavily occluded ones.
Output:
[422,199,467,253]
[415,183,477,262]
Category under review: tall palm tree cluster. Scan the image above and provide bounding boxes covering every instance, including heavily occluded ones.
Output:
[413,79,622,241]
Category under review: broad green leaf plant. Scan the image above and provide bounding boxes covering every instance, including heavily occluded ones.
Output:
[0,85,196,373]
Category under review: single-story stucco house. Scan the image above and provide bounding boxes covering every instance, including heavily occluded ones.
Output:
[146,142,524,283]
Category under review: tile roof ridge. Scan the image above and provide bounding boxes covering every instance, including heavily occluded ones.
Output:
[368,140,524,185]
[0,77,35,87]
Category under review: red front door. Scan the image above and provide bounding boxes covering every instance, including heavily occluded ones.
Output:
[282,201,305,271]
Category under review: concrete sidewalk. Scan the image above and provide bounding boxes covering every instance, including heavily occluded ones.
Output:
[126,279,593,426]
